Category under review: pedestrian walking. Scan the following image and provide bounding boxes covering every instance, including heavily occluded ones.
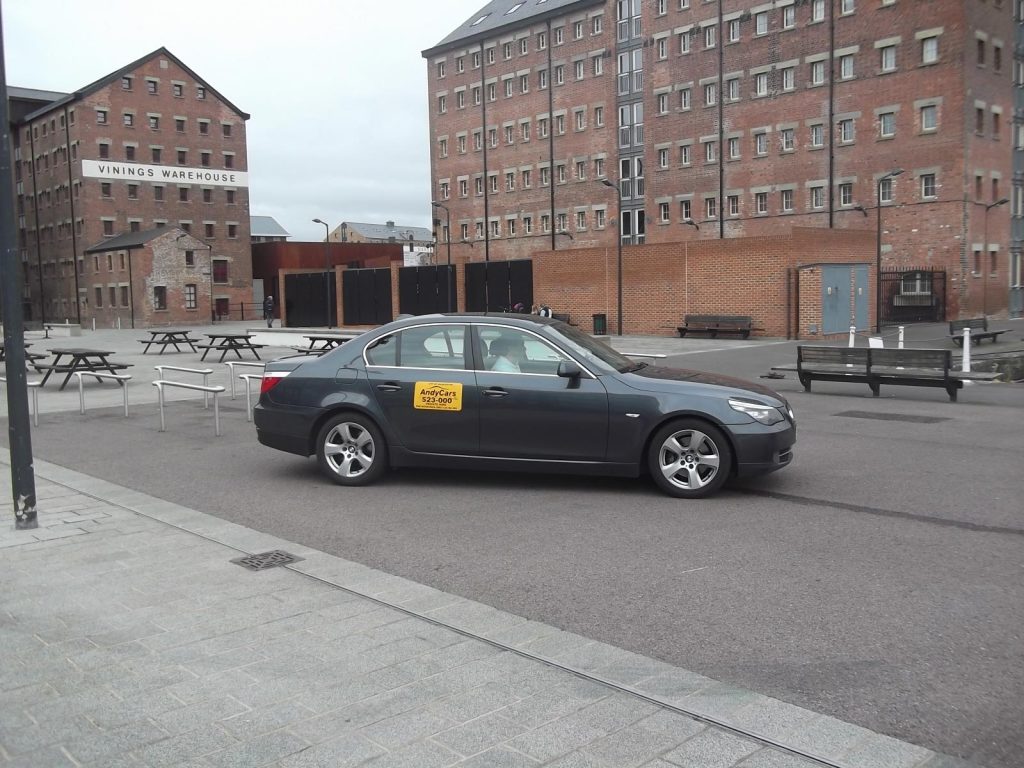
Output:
[263,295,275,328]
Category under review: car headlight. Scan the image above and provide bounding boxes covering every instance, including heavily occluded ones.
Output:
[728,398,785,425]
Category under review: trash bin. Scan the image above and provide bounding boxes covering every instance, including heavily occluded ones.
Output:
[592,313,608,335]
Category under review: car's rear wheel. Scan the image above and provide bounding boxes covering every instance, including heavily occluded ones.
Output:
[315,412,387,486]
[648,419,732,498]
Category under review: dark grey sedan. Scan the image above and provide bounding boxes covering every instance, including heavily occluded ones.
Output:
[254,314,795,498]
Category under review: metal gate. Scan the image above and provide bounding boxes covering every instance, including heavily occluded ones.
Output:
[881,268,946,325]
[283,273,337,327]
[464,260,533,312]
[398,265,456,315]
[342,268,392,326]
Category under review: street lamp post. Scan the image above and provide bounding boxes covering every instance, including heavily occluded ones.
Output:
[431,201,454,312]
[982,197,1010,317]
[600,178,624,335]
[875,168,904,332]
[312,218,333,328]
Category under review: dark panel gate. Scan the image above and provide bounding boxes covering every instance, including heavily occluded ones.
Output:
[881,268,946,325]
[464,260,533,312]
[398,265,456,315]
[342,268,392,326]
[283,273,337,327]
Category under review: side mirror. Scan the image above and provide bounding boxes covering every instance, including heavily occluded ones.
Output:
[557,360,582,379]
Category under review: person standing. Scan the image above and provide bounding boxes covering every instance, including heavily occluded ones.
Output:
[263,295,275,328]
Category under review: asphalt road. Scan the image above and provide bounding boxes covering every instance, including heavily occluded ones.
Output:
[4,350,1023,768]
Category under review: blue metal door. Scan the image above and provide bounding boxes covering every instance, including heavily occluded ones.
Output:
[822,265,852,335]
[854,265,869,330]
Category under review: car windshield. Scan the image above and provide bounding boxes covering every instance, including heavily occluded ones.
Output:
[551,323,641,373]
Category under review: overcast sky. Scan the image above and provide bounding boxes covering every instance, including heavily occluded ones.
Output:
[2,0,486,241]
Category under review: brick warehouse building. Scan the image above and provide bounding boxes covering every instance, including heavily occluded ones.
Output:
[423,0,1020,325]
[8,47,251,327]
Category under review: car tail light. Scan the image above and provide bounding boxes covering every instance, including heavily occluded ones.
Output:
[260,371,289,394]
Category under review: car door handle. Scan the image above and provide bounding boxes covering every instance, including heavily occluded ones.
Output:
[482,387,508,398]
[376,382,402,392]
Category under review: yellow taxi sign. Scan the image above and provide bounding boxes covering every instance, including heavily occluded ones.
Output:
[414,381,463,411]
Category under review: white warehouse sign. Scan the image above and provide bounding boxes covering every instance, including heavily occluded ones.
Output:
[82,160,248,188]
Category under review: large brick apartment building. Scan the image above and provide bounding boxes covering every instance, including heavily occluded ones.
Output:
[8,47,252,326]
[423,0,1021,319]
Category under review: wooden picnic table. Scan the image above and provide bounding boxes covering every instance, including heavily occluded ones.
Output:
[290,333,360,356]
[33,348,130,391]
[198,333,265,363]
[0,341,47,364]
[139,329,200,354]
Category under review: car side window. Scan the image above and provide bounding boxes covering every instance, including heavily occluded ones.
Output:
[479,327,569,375]
[365,334,397,366]
[397,325,467,369]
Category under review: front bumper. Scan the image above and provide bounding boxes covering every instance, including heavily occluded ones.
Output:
[729,421,796,477]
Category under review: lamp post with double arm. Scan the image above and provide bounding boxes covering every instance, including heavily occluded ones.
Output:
[875,168,904,332]
[599,178,624,335]
[982,197,1010,317]
[431,201,453,312]
[312,218,333,327]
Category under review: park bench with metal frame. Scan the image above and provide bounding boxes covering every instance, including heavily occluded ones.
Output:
[677,314,754,339]
[949,318,1006,345]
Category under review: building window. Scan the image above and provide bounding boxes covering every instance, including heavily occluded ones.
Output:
[704,25,716,48]
[556,213,567,233]
[755,192,768,214]
[593,55,603,76]
[148,115,159,130]
[224,154,234,169]
[920,174,937,198]
[201,151,211,167]
[781,189,794,212]
[754,72,768,97]
[727,195,739,216]
[783,6,795,28]
[199,121,209,135]
[153,286,167,310]
[840,54,854,79]
[840,0,854,14]
[704,141,717,162]
[839,183,853,206]
[125,145,135,161]
[177,149,187,165]
[154,186,164,201]
[185,284,197,310]
[705,198,717,219]
[659,202,670,223]
[921,105,937,132]
[128,184,138,199]
[704,83,716,106]
[121,76,132,90]
[97,109,108,125]
[120,286,129,306]
[146,79,158,94]
[811,186,825,209]
[99,143,110,159]
[227,224,238,239]
[922,37,938,64]
[839,118,855,143]
[205,223,215,239]
[755,133,768,155]
[726,78,739,101]
[659,148,669,168]
[173,82,184,98]
[657,37,668,59]
[879,177,893,203]
[812,0,825,21]
[203,188,213,203]
[123,113,134,127]
[679,88,691,110]
[575,160,586,180]
[109,286,117,307]
[976,107,985,134]
[95,287,103,307]
[879,112,896,137]
[811,61,825,85]
[595,209,606,228]
[179,187,189,202]
[101,183,112,198]
[657,93,669,114]
[175,118,185,132]
[728,137,740,159]
[212,260,228,283]
[755,12,768,35]
[727,19,740,43]
[438,95,447,113]
[222,123,232,138]
[880,45,896,72]
[185,250,195,267]
[781,128,795,151]
[196,86,206,100]
[977,39,985,66]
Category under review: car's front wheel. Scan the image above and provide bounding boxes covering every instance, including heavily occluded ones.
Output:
[315,412,387,486]
[648,419,732,498]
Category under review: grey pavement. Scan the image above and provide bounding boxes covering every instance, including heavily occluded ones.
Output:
[1,317,1020,767]
[0,449,974,768]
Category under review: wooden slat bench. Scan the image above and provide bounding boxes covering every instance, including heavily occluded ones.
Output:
[796,346,990,401]
[949,318,1006,345]
[677,314,753,339]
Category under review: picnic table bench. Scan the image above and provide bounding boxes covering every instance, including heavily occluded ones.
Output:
[290,333,359,356]
[139,330,199,354]
[949,318,1006,345]
[198,333,264,363]
[0,342,46,364]
[32,348,131,391]
[677,314,753,339]
[795,345,997,402]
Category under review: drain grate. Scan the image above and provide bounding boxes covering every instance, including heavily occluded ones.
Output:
[231,550,303,571]
[835,410,949,424]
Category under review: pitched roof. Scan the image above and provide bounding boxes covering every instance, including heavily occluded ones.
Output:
[6,86,70,103]
[344,221,433,242]
[423,0,599,55]
[20,47,249,124]
[84,226,197,253]
[250,215,290,238]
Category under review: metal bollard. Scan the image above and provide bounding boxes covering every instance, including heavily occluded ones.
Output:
[962,328,972,373]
